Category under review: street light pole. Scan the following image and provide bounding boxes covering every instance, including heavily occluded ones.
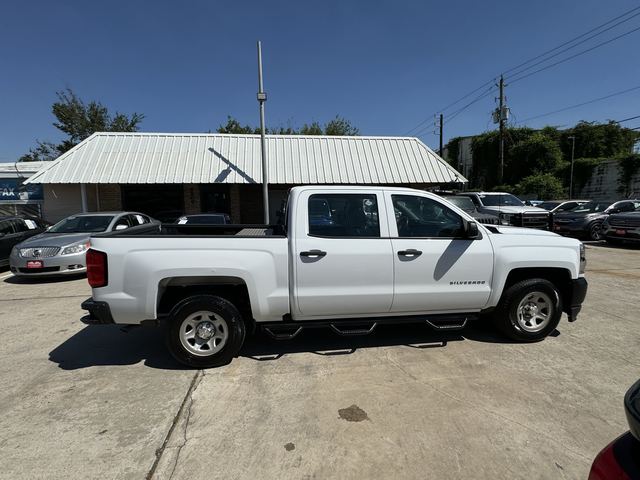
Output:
[257,41,269,224]
[568,136,576,198]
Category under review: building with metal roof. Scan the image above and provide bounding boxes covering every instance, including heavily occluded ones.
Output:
[0,161,50,217]
[25,132,466,222]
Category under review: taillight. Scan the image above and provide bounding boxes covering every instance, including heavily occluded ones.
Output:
[86,249,108,288]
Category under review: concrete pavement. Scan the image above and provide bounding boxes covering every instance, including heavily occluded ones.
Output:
[0,244,638,479]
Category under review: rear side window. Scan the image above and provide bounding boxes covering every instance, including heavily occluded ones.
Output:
[10,219,28,233]
[308,194,380,237]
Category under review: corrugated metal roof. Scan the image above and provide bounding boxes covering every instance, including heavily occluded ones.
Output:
[25,132,466,185]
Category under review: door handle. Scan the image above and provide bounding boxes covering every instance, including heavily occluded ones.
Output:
[398,249,422,257]
[300,249,327,258]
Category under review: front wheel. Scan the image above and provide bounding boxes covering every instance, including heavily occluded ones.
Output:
[493,279,562,342]
[588,222,603,241]
[166,295,246,368]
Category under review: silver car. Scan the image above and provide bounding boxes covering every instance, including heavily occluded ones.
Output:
[9,212,154,276]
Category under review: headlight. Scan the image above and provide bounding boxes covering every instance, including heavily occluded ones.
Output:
[579,243,586,274]
[61,242,90,255]
[499,213,512,225]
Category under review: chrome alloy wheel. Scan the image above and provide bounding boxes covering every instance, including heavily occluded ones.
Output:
[179,310,229,356]
[516,291,553,333]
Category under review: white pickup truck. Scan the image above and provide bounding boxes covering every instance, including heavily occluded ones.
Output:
[81,186,588,368]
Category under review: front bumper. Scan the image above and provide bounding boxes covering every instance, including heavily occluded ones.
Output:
[565,277,588,322]
[80,298,115,325]
[603,226,640,243]
[9,249,87,276]
[553,221,588,236]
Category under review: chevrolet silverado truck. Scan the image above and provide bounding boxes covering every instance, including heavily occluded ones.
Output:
[81,186,588,368]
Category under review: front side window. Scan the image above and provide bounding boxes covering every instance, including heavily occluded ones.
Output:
[393,195,464,238]
[308,193,380,237]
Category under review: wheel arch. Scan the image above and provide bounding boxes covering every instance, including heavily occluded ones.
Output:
[501,267,572,309]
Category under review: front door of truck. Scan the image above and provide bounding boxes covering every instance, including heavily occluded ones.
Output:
[386,192,493,313]
[293,190,394,318]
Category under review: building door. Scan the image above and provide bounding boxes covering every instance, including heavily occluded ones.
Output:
[121,185,184,222]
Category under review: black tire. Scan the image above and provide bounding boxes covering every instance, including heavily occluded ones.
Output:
[588,222,603,241]
[493,278,562,342]
[165,295,246,368]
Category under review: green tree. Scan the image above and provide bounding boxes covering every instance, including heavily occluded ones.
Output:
[323,116,359,136]
[559,121,639,159]
[20,89,144,162]
[216,116,259,134]
[515,173,565,200]
[217,115,358,136]
[508,132,562,182]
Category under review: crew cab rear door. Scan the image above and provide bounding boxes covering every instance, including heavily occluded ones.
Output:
[385,192,493,313]
[291,189,394,318]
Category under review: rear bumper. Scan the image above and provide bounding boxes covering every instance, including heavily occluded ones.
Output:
[80,298,114,325]
[565,277,588,322]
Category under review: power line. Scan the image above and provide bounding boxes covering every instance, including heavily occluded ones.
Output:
[517,85,640,123]
[504,6,640,77]
[615,114,640,123]
[509,24,640,85]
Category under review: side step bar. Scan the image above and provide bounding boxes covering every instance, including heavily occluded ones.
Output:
[259,314,477,340]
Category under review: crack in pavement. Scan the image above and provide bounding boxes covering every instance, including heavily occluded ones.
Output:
[146,370,204,480]
[384,351,592,464]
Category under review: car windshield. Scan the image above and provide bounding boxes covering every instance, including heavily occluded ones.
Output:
[47,215,114,233]
[538,202,560,211]
[177,215,226,225]
[569,202,611,213]
[478,194,524,207]
[446,196,475,212]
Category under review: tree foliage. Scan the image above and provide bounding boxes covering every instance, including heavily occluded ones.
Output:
[216,115,359,136]
[515,173,565,200]
[20,89,144,162]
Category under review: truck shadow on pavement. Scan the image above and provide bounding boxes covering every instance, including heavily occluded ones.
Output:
[4,273,86,284]
[49,322,558,370]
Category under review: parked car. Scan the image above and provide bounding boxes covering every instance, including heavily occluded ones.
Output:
[9,212,155,276]
[588,379,640,479]
[537,200,589,213]
[439,194,500,225]
[82,185,587,368]
[176,214,232,225]
[0,216,49,267]
[553,200,640,241]
[602,210,640,245]
[524,200,544,207]
[458,192,551,229]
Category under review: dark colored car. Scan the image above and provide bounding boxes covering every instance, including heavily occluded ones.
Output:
[0,216,49,267]
[589,379,640,479]
[553,200,640,241]
[602,211,640,245]
[538,200,589,213]
[175,214,232,225]
[440,195,500,225]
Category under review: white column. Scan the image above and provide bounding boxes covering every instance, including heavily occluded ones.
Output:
[80,184,88,212]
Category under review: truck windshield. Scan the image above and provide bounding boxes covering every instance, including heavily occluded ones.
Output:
[479,194,524,207]
[47,215,115,233]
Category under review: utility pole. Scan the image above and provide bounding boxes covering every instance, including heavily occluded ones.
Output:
[498,75,505,185]
[257,41,269,224]
[568,136,576,198]
[438,113,444,157]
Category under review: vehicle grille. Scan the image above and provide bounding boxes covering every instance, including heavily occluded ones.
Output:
[19,247,61,258]
[479,216,499,225]
[609,217,640,228]
[519,214,551,230]
[18,267,60,274]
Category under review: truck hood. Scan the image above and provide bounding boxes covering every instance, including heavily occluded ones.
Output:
[492,226,558,237]
[482,205,547,214]
[17,232,91,248]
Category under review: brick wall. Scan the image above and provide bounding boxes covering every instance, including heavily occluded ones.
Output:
[183,184,201,214]
[97,184,122,210]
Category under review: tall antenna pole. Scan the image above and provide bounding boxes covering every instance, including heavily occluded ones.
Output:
[257,41,269,224]
[498,75,505,185]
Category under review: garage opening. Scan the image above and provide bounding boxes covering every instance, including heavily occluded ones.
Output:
[121,185,184,222]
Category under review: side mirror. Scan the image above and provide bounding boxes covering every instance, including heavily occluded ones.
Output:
[464,220,481,239]
[114,224,128,231]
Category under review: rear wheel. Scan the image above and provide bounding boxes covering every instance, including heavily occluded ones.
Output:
[166,295,246,368]
[493,278,562,342]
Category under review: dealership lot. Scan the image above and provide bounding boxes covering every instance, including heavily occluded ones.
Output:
[0,244,638,479]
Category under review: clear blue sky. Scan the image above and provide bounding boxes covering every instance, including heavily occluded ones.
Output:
[1,0,639,162]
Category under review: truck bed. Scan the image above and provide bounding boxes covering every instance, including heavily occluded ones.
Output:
[92,223,287,238]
